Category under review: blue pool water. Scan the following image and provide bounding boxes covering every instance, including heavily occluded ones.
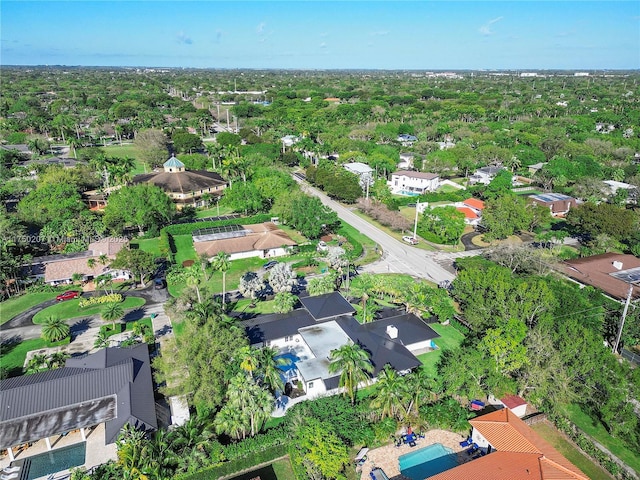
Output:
[23,442,86,480]
[399,443,458,480]
[275,352,299,373]
[397,190,421,197]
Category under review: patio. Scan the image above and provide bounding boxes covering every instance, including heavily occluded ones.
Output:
[0,424,117,479]
[358,429,472,480]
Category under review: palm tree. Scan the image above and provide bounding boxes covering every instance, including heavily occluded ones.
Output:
[41,316,71,343]
[237,346,261,379]
[328,341,374,405]
[211,252,231,308]
[186,299,220,326]
[185,265,203,304]
[46,351,70,369]
[101,301,125,331]
[403,367,439,416]
[257,346,291,393]
[26,353,48,374]
[94,329,111,349]
[116,424,151,480]
[369,365,408,420]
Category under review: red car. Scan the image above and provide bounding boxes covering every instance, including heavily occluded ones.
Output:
[56,290,80,301]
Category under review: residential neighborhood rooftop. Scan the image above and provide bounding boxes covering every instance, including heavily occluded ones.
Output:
[391,170,439,180]
[298,292,356,321]
[562,253,640,300]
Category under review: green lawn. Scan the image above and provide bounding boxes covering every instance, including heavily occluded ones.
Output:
[195,206,234,218]
[0,338,49,376]
[173,234,198,265]
[417,322,465,377]
[131,237,163,257]
[1,291,64,325]
[32,296,146,324]
[224,458,296,480]
[231,298,285,315]
[100,144,147,174]
[562,404,640,474]
[337,219,383,263]
[531,422,613,479]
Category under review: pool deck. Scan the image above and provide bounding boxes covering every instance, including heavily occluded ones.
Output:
[0,424,116,479]
[359,429,473,480]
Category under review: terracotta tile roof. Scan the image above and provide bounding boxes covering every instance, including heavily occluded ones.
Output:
[562,253,640,301]
[457,207,478,219]
[429,409,588,480]
[464,197,485,210]
[501,394,527,409]
[193,223,296,258]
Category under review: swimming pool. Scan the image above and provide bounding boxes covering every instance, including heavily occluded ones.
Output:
[397,190,421,197]
[22,442,86,480]
[398,443,458,479]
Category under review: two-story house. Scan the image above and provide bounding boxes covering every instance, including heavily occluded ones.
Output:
[389,170,440,196]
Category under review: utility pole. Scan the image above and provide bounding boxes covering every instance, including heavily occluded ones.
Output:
[613,283,635,354]
[413,201,421,240]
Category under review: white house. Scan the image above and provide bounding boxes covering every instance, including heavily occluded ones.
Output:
[468,166,505,185]
[343,162,374,187]
[242,293,440,400]
[193,223,297,261]
[389,170,440,196]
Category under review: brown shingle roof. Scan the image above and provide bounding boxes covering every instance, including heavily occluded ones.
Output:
[429,409,588,480]
[44,257,112,283]
[562,253,640,301]
[88,237,127,257]
[193,223,296,258]
[133,170,226,194]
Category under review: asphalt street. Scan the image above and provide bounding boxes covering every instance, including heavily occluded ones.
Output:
[294,177,457,284]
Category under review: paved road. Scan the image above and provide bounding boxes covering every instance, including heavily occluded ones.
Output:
[0,286,169,344]
[294,178,457,284]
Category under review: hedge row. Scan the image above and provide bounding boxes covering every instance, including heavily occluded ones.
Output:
[176,444,289,480]
[164,214,273,235]
[159,229,174,263]
[549,413,637,480]
[78,293,123,308]
[337,223,363,259]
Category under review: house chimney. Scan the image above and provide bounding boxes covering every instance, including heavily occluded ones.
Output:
[386,325,398,339]
[613,261,623,270]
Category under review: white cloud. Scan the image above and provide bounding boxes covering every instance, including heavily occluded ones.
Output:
[176,31,193,45]
[320,32,329,38]
[479,16,503,36]
[257,22,266,35]
[370,30,389,36]
[319,42,327,49]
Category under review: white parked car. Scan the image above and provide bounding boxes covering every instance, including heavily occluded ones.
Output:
[402,235,419,245]
[317,240,328,251]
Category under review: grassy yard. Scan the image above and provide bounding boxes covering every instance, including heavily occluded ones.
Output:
[1,291,64,325]
[32,296,146,324]
[531,421,613,479]
[173,234,198,265]
[417,322,465,377]
[130,237,163,257]
[562,404,640,474]
[231,298,288,315]
[100,144,147,174]
[195,205,234,218]
[0,338,49,376]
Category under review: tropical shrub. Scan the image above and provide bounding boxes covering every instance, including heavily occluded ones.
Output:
[78,293,123,308]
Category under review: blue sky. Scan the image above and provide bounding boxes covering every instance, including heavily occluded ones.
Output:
[2,1,639,69]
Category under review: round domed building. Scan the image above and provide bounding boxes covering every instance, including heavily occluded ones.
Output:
[132,155,227,209]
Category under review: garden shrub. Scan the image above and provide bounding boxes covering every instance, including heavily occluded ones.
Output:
[78,293,123,308]
[419,398,472,433]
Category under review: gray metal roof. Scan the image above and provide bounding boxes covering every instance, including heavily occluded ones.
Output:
[0,345,157,449]
[335,314,435,375]
[299,292,356,321]
[243,308,316,345]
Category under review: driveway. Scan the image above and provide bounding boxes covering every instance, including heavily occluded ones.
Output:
[0,285,169,344]
[460,232,485,251]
